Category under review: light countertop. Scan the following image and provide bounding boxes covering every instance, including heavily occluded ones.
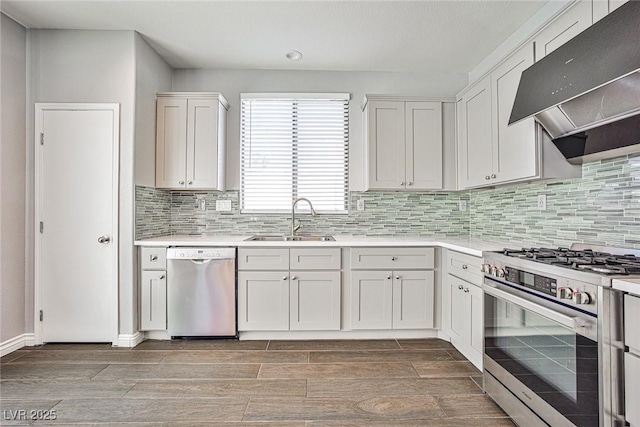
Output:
[613,278,640,297]
[134,234,520,257]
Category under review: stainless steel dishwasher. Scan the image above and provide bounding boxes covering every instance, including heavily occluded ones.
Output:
[166,247,236,338]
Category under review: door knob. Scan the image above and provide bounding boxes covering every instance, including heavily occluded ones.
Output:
[97,235,111,244]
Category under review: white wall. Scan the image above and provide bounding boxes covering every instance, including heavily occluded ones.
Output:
[172,69,466,191]
[1,13,27,344]
[26,30,137,337]
[134,34,172,187]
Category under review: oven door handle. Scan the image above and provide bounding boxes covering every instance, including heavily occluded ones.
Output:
[484,284,578,330]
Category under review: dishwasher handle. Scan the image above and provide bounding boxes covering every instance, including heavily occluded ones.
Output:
[167,247,236,260]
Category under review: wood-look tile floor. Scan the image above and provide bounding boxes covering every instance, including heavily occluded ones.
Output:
[0,339,514,426]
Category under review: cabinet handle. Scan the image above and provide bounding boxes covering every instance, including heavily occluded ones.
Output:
[391,257,396,261]
[464,288,470,293]
[179,180,185,185]
[291,276,297,280]
[491,174,497,179]
[458,284,464,290]
[150,255,158,261]
[408,181,414,186]
[188,181,193,185]
[485,176,491,180]
[159,275,165,280]
[462,264,468,270]
[387,276,391,280]
[400,182,405,186]
[395,275,401,280]
[283,276,288,280]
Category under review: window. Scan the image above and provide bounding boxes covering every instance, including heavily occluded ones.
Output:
[240,93,349,213]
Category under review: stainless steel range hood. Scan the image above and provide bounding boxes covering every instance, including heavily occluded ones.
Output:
[509,1,640,163]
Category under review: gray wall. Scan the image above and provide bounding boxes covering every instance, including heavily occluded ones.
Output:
[172,69,466,191]
[26,29,137,336]
[1,14,27,343]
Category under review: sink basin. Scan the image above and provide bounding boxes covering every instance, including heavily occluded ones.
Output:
[245,235,335,242]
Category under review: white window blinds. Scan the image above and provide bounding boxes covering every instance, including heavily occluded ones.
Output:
[240,93,350,213]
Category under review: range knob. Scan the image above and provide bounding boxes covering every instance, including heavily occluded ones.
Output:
[558,287,574,299]
[481,264,491,273]
[574,291,593,305]
[495,268,505,278]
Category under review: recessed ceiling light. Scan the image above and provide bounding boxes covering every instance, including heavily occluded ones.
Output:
[286,50,303,61]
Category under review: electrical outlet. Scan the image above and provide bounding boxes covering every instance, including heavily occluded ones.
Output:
[459,200,467,212]
[196,197,206,211]
[356,199,365,211]
[537,194,547,210]
[216,200,232,212]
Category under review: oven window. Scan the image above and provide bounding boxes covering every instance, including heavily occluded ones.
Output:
[485,294,598,427]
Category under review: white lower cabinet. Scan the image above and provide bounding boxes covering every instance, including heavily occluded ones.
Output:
[238,248,342,332]
[238,271,290,331]
[444,250,483,369]
[139,247,167,331]
[350,247,435,330]
[290,271,341,331]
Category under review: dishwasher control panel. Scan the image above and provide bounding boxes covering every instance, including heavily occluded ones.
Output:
[166,247,236,260]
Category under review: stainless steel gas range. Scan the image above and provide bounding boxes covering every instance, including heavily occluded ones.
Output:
[482,244,640,427]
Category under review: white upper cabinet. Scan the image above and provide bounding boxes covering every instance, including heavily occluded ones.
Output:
[534,0,592,61]
[364,96,443,191]
[491,44,537,184]
[457,76,494,188]
[156,92,228,190]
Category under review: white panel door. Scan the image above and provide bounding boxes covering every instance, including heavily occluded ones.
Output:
[534,0,592,61]
[156,97,187,189]
[405,102,443,190]
[36,104,119,343]
[458,76,493,188]
[238,271,289,331]
[492,45,537,184]
[392,270,434,329]
[186,99,219,189]
[367,101,406,190]
[290,271,341,331]
[350,270,393,330]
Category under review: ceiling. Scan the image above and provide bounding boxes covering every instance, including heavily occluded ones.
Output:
[1,1,548,73]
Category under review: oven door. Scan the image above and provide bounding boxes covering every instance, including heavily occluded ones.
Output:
[484,278,599,427]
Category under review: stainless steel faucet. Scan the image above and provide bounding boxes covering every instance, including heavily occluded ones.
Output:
[291,197,317,236]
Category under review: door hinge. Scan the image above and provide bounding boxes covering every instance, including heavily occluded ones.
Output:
[40,221,44,233]
[40,133,44,145]
[39,310,43,322]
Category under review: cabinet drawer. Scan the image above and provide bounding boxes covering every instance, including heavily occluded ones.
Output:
[625,294,640,352]
[350,247,434,270]
[446,250,482,285]
[141,247,167,270]
[290,248,341,270]
[238,248,289,270]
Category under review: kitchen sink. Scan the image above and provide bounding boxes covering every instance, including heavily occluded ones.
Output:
[245,235,335,242]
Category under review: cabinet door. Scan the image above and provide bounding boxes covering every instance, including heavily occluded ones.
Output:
[467,283,484,366]
[186,99,221,190]
[448,276,466,346]
[492,45,538,184]
[140,270,167,331]
[350,270,393,329]
[392,270,434,329]
[156,98,188,189]
[238,271,289,331]
[290,271,341,331]
[458,76,494,188]
[625,352,640,427]
[534,0,592,60]
[366,101,406,190]
[405,102,443,190]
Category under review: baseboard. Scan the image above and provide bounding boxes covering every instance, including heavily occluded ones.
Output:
[239,329,440,341]
[116,332,144,348]
[1,333,35,357]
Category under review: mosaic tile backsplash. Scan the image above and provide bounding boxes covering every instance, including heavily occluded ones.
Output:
[469,154,640,249]
[135,154,640,249]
